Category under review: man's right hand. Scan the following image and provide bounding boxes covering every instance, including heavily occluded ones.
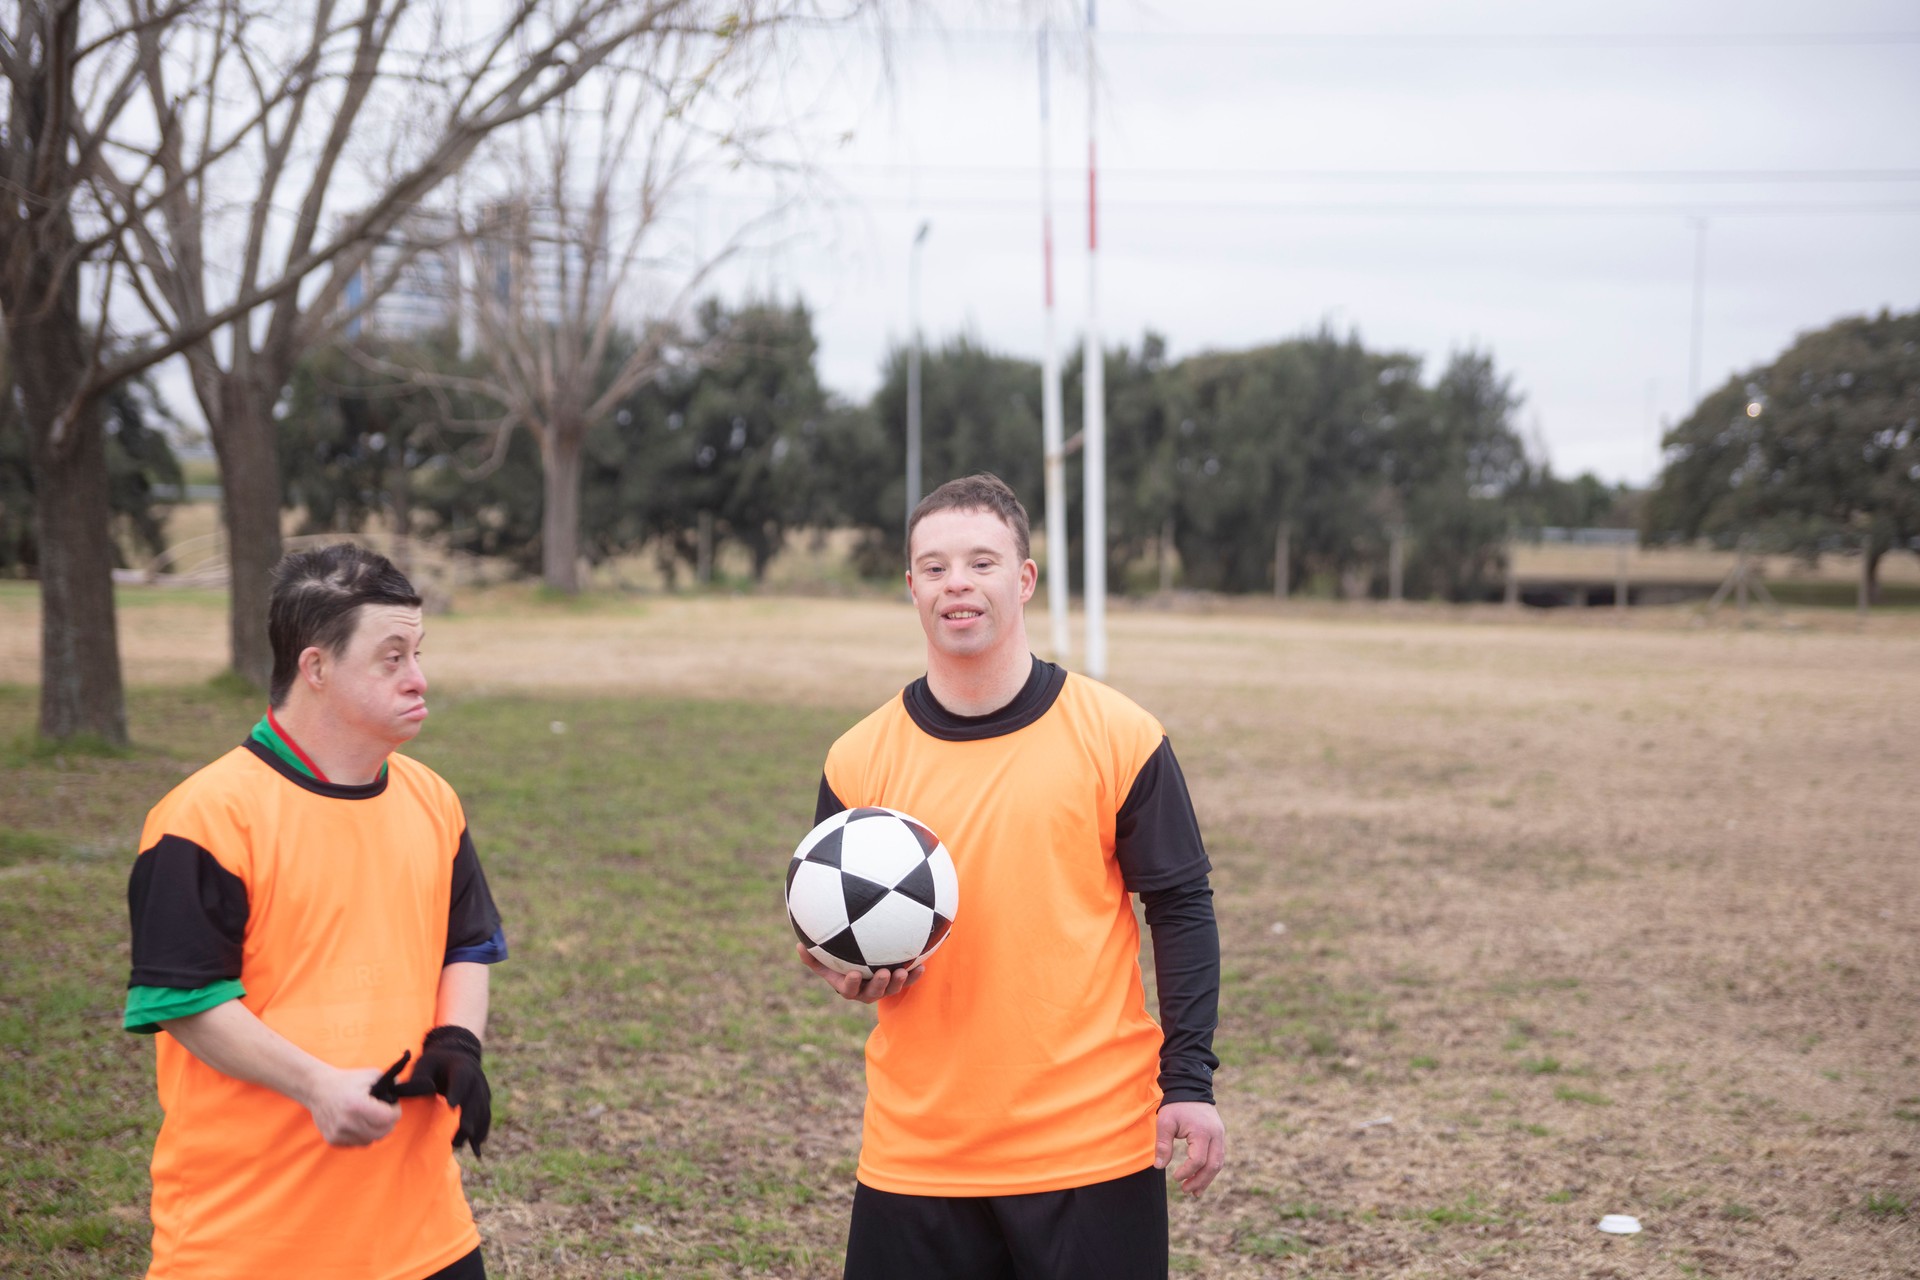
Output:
[304,1064,401,1146]
[797,943,923,1004]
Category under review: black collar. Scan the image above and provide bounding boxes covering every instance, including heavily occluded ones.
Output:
[242,739,390,800]
[902,657,1067,742]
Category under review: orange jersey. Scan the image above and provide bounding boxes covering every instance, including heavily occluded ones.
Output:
[131,744,489,1280]
[820,663,1210,1196]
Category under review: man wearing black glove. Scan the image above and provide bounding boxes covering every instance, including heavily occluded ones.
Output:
[124,546,507,1280]
[374,1025,492,1154]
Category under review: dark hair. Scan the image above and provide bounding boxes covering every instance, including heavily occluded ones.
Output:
[268,545,422,707]
[907,473,1032,564]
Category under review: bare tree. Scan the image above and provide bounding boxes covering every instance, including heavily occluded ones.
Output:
[373,34,804,592]
[88,0,866,687]
[7,0,884,736]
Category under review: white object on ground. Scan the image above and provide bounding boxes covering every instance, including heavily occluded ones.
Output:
[1597,1214,1642,1235]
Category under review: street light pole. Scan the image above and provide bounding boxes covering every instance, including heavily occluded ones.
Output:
[1687,216,1707,408]
[906,220,931,542]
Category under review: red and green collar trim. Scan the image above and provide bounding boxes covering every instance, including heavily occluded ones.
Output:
[249,709,388,786]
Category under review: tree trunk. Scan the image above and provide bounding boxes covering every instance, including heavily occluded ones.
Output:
[541,430,584,592]
[14,311,127,744]
[210,378,284,689]
[751,522,778,582]
[2,5,125,744]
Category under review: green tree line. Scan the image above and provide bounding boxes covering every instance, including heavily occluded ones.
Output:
[19,302,1908,604]
[268,301,1641,600]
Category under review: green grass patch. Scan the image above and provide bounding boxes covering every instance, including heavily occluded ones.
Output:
[1214,952,1378,1067]
[0,828,70,867]
[204,669,260,699]
[1766,579,1920,609]
[1407,1190,1503,1227]
[3,730,136,765]
[1264,1200,1346,1221]
[1233,1231,1313,1258]
[1554,1084,1612,1106]
[1864,1191,1909,1218]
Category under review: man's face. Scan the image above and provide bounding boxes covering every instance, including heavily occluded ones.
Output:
[315,604,429,750]
[907,507,1037,663]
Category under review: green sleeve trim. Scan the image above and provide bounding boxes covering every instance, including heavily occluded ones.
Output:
[123,979,246,1034]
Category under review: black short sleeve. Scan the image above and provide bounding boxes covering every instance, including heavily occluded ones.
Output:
[814,775,848,826]
[446,828,503,956]
[1114,737,1212,894]
[127,835,250,988]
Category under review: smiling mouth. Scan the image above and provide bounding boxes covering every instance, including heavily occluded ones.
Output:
[943,610,982,621]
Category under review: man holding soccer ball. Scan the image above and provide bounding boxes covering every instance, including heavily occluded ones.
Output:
[799,474,1225,1279]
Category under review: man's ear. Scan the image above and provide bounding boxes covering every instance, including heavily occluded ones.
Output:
[297,646,328,691]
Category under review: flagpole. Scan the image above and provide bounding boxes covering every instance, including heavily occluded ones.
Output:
[1082,0,1107,680]
[1038,28,1071,660]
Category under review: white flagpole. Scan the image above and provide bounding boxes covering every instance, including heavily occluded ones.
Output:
[1082,0,1107,680]
[1039,28,1071,660]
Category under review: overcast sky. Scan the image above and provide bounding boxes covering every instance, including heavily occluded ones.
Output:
[698,0,1920,486]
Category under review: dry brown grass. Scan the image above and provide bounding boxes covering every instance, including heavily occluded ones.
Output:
[1509,541,1920,587]
[1112,607,1920,1277]
[3,584,1916,1277]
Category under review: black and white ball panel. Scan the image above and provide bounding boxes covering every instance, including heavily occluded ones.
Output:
[786,807,958,978]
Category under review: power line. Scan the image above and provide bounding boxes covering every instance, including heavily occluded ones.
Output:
[818,163,1920,187]
[1048,30,1920,50]
[706,191,1920,218]
[792,22,1920,50]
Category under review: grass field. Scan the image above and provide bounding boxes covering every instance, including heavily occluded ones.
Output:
[2,585,1917,1278]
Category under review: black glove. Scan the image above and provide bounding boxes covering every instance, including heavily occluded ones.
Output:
[369,1050,413,1102]
[367,1026,491,1156]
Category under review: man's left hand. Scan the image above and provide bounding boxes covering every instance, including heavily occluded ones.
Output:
[373,1025,491,1155]
[1155,1100,1226,1197]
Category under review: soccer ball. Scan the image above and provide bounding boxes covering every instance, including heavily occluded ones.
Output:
[786,807,958,979]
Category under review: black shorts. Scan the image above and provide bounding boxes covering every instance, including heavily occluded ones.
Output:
[422,1248,485,1280]
[844,1165,1169,1280]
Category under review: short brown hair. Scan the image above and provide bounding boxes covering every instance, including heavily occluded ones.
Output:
[268,544,422,707]
[907,473,1032,564]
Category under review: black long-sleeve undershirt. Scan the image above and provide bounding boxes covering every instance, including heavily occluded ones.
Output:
[1140,875,1220,1104]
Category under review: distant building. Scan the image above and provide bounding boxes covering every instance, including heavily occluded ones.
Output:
[474,197,607,330]
[338,208,460,343]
